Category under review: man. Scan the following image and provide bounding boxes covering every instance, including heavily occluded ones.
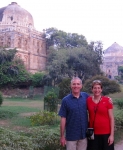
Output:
[58,77,89,150]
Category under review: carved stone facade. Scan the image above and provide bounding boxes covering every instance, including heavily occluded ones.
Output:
[0,2,46,73]
[101,42,123,79]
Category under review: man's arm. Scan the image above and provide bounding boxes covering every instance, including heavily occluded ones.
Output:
[60,117,66,147]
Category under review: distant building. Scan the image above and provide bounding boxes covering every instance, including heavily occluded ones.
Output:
[101,42,123,79]
[0,2,46,73]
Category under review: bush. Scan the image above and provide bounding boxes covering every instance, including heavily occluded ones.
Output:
[114,99,123,109]
[114,109,123,129]
[0,127,34,150]
[31,72,45,87]
[83,75,121,95]
[0,110,17,119]
[29,111,57,126]
[0,92,3,106]
[0,126,66,150]
[44,91,58,112]
[26,126,66,150]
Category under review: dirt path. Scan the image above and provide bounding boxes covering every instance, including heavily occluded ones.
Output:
[115,141,123,150]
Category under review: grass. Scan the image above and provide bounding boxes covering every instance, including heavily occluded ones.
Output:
[0,106,41,113]
[0,89,123,144]
[11,117,32,127]
[0,96,44,129]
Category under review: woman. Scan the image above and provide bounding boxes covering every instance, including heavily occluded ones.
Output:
[87,80,114,150]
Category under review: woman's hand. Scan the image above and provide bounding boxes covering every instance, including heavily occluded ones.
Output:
[108,135,114,145]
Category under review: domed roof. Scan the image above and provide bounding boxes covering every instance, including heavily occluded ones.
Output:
[0,2,34,28]
[104,42,123,54]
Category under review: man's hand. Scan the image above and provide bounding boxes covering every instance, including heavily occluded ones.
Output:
[60,136,66,147]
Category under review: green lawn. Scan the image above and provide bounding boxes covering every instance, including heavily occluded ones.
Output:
[0,88,123,144]
[0,96,44,129]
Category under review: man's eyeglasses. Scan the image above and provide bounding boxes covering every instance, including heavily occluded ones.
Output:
[93,80,101,83]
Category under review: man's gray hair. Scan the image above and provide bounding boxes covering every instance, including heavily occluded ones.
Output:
[71,77,82,84]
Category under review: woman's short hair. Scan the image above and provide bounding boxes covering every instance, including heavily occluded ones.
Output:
[92,80,102,89]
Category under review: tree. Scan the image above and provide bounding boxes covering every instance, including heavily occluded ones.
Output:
[58,78,71,99]
[46,47,103,85]
[0,48,17,64]
[0,48,31,88]
[83,75,121,95]
[88,41,103,66]
[44,27,88,50]
[44,28,103,86]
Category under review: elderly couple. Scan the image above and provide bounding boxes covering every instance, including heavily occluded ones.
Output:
[58,77,114,150]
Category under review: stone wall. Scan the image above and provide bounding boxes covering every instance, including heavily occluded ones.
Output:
[1,87,44,98]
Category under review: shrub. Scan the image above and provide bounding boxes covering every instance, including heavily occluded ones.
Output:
[0,127,34,150]
[83,75,121,95]
[0,110,17,119]
[26,126,66,150]
[44,91,58,112]
[31,72,45,87]
[0,92,3,106]
[114,109,123,129]
[29,111,57,126]
[0,126,66,150]
[114,99,123,109]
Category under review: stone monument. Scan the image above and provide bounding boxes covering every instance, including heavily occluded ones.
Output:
[0,2,46,73]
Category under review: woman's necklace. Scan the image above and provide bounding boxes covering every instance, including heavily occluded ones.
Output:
[92,96,102,104]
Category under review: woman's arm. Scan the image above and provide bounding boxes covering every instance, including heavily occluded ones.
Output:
[108,109,114,145]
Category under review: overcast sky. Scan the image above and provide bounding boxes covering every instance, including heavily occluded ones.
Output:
[0,0,123,50]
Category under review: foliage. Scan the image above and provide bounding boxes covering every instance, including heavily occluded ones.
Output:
[31,72,45,87]
[58,78,71,99]
[0,48,32,88]
[29,111,57,126]
[0,127,34,150]
[114,99,123,109]
[0,96,122,149]
[0,110,18,119]
[29,126,66,150]
[88,41,103,65]
[0,91,3,106]
[114,109,123,129]
[0,126,66,150]
[44,91,58,112]
[0,48,17,64]
[47,46,103,85]
[45,27,88,50]
[0,59,31,88]
[44,28,103,85]
[83,75,121,95]
[114,66,123,83]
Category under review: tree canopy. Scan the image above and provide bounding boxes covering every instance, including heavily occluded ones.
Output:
[45,27,88,50]
[0,48,31,88]
[83,75,121,95]
[44,28,103,85]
